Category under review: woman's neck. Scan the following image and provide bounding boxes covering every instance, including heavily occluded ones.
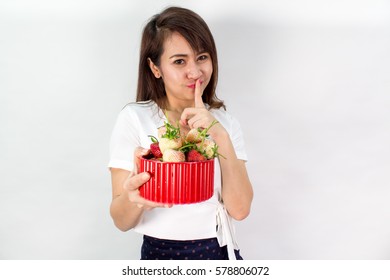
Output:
[161,97,194,116]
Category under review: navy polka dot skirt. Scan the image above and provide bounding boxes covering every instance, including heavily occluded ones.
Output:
[141,235,243,260]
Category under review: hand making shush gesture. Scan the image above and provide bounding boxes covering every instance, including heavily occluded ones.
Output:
[180,79,224,139]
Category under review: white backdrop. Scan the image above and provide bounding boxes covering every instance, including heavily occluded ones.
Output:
[1,0,389,259]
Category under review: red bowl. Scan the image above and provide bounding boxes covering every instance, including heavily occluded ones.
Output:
[139,157,214,204]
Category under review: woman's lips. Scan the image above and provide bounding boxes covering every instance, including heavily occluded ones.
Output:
[187,80,203,89]
[187,84,196,89]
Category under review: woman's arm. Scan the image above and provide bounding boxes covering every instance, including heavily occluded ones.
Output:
[210,126,253,220]
[180,80,253,221]
[109,148,169,231]
[110,168,145,231]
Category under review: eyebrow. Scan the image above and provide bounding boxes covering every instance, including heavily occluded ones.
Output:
[169,54,188,59]
[168,51,208,59]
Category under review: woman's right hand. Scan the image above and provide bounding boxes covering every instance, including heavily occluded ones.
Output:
[124,146,171,210]
[123,170,171,210]
[110,147,171,231]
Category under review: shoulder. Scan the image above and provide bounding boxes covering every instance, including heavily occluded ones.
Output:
[209,107,244,137]
[123,100,157,112]
[209,107,236,125]
[118,100,165,129]
[120,100,159,117]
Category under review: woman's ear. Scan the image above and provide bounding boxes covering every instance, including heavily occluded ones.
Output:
[148,58,161,78]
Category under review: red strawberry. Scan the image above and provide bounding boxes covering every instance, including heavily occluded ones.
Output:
[148,135,163,158]
[150,142,163,158]
[187,149,207,162]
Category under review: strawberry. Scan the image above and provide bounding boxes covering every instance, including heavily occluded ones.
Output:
[150,142,162,158]
[148,135,163,158]
[147,118,224,162]
[196,138,217,159]
[159,137,182,154]
[187,149,207,162]
[158,116,182,153]
[185,128,202,143]
[163,149,185,162]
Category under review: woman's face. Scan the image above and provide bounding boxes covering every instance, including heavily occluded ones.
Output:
[151,32,213,108]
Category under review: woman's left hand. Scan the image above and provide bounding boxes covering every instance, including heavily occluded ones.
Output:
[180,79,221,134]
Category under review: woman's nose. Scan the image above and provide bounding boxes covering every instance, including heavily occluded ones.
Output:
[186,63,201,79]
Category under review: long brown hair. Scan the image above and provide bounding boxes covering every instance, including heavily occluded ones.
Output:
[136,6,225,110]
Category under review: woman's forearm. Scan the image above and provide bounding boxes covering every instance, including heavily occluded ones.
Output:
[110,167,169,231]
[110,168,144,231]
[211,126,253,220]
[110,192,144,231]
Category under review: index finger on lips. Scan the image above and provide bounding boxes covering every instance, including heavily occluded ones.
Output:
[194,79,205,108]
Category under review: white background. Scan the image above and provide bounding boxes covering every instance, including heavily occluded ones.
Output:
[0,0,389,259]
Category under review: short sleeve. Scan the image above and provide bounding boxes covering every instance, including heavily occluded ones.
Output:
[108,107,141,171]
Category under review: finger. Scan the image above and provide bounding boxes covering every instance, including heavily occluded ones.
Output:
[134,196,170,209]
[187,117,202,130]
[124,172,150,191]
[194,79,205,108]
[180,107,196,126]
[133,147,150,174]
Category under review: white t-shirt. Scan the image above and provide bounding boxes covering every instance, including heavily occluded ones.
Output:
[108,100,247,241]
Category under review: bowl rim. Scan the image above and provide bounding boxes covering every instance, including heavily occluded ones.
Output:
[140,156,215,165]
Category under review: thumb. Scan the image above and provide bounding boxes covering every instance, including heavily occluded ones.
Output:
[124,172,150,191]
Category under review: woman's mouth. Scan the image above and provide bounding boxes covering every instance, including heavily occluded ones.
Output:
[187,80,203,89]
[187,84,196,89]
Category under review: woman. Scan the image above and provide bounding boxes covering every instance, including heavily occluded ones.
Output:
[108,6,253,260]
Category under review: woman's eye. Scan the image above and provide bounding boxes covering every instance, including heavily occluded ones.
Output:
[174,59,185,65]
[198,54,209,61]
